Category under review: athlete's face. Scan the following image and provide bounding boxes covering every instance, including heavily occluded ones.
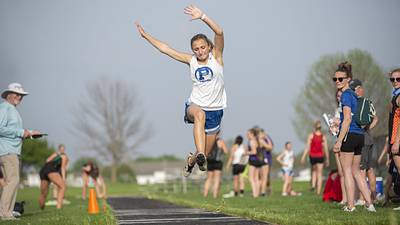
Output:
[391,72,400,89]
[333,71,350,90]
[191,39,211,62]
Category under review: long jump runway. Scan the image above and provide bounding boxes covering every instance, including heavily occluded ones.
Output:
[108,197,270,225]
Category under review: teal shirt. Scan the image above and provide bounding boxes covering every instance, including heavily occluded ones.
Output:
[0,101,25,156]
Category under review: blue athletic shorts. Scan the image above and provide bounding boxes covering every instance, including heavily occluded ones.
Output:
[184,103,223,134]
[281,168,294,176]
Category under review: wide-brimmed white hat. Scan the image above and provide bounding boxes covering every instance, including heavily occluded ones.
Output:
[1,83,29,99]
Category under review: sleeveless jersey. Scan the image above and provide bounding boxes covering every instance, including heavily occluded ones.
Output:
[310,133,324,158]
[188,53,227,110]
[46,153,64,172]
[281,150,294,170]
[232,144,247,165]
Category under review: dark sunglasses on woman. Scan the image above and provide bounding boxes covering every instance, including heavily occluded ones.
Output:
[390,77,400,83]
[332,77,347,82]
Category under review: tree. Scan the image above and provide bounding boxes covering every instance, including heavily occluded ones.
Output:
[21,139,54,171]
[293,49,391,146]
[102,164,136,183]
[73,79,150,183]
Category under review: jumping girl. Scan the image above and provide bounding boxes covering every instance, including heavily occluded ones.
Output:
[136,5,226,176]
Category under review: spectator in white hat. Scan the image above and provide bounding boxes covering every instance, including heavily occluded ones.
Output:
[0,83,41,220]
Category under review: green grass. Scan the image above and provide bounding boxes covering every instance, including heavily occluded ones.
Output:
[0,183,142,225]
[3,181,400,225]
[146,180,400,225]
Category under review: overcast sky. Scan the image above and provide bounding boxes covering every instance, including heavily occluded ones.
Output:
[1,0,399,163]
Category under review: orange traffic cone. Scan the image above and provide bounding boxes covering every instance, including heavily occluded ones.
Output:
[87,188,99,214]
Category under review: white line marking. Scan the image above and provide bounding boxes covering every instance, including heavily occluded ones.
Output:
[115,208,214,216]
[118,216,251,224]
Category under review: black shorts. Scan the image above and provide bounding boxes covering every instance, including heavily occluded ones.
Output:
[341,133,364,155]
[360,144,376,170]
[207,161,223,171]
[260,160,268,166]
[248,159,263,168]
[232,164,246,175]
[39,164,60,181]
[309,156,324,165]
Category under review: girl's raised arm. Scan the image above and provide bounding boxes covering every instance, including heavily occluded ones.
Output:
[184,5,224,64]
[135,22,192,65]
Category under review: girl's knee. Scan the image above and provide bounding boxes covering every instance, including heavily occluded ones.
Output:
[193,110,205,122]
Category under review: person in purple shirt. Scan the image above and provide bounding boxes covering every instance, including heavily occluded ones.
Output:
[332,62,375,212]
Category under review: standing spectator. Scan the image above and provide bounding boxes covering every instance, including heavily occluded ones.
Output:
[387,68,400,210]
[349,79,379,205]
[203,135,228,198]
[277,142,301,196]
[247,128,263,197]
[332,62,375,212]
[258,129,273,197]
[0,83,41,220]
[301,120,329,195]
[225,135,248,197]
[389,68,400,179]
[329,89,348,205]
[262,132,274,195]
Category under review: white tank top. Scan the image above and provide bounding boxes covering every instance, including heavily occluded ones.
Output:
[232,144,246,165]
[282,150,294,170]
[188,53,227,110]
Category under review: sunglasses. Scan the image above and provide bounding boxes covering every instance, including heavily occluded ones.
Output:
[332,77,347,82]
[390,77,400,83]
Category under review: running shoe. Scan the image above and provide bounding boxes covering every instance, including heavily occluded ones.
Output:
[393,206,400,211]
[355,199,365,206]
[223,191,235,198]
[182,153,195,177]
[343,206,356,212]
[338,201,347,206]
[45,200,57,206]
[12,211,21,218]
[196,152,207,171]
[365,204,376,212]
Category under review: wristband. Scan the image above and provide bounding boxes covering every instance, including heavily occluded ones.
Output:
[201,14,206,20]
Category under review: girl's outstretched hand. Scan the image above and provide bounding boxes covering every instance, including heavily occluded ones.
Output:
[135,22,146,37]
[184,5,203,20]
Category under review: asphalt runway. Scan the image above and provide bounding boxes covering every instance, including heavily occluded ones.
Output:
[108,197,270,225]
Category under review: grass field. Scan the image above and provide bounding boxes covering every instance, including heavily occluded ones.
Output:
[147,180,400,225]
[0,183,141,225]
[1,181,400,225]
